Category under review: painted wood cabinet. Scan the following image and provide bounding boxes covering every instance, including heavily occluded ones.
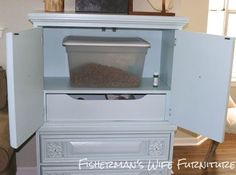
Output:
[6,13,235,175]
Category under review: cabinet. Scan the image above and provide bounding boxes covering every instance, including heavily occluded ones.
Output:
[6,13,234,175]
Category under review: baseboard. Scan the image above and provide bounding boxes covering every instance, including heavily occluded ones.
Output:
[17,167,37,175]
[174,135,208,146]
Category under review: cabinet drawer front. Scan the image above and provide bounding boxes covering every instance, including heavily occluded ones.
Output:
[41,166,169,175]
[40,134,170,163]
[46,94,166,121]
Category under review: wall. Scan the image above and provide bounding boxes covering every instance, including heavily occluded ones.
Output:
[0,0,210,171]
[132,0,209,33]
[0,0,42,68]
[0,0,75,68]
[230,87,236,102]
[176,0,209,32]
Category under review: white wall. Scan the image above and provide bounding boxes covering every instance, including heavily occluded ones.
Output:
[0,0,42,68]
[0,0,209,170]
[0,0,75,68]
[176,0,209,32]
[132,0,209,33]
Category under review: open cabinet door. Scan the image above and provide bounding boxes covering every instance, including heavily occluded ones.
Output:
[170,31,234,142]
[6,28,43,148]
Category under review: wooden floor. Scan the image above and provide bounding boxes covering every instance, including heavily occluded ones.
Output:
[172,133,236,175]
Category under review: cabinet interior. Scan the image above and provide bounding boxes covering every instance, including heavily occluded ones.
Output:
[43,27,175,93]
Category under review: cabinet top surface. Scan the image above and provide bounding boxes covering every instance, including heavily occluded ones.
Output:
[29,12,188,29]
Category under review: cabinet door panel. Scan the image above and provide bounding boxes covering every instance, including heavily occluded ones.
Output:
[6,28,43,148]
[171,31,234,142]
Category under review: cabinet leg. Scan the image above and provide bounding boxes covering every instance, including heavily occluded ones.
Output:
[204,140,219,165]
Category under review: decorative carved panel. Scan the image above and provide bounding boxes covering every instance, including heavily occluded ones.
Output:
[46,141,64,158]
[148,140,166,156]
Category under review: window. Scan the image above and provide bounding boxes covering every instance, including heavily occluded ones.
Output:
[207,0,236,81]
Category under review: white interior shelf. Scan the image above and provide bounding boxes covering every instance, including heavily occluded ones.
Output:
[44,77,170,94]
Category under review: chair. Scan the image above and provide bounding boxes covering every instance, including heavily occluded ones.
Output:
[204,96,236,163]
[0,109,16,175]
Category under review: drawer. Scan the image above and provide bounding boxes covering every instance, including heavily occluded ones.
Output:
[46,94,166,121]
[41,166,170,175]
[40,133,170,163]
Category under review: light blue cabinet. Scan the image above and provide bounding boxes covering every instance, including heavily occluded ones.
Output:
[6,13,234,175]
